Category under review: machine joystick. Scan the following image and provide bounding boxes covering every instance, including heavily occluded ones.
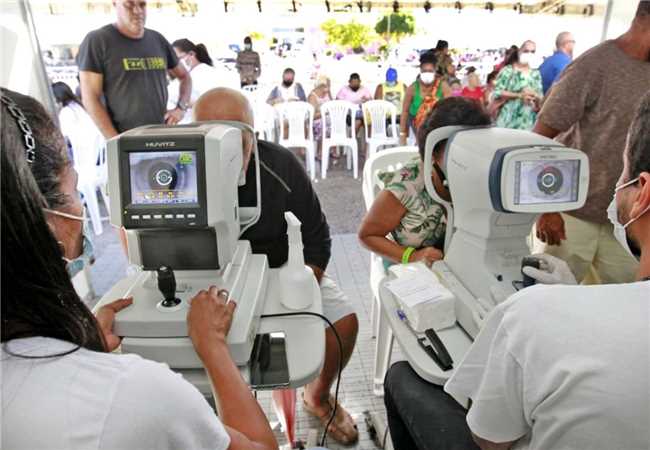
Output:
[157,266,181,308]
[521,256,542,288]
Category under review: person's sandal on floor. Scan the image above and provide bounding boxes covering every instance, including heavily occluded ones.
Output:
[303,394,359,445]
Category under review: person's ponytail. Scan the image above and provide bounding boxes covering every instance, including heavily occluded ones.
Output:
[195,43,213,66]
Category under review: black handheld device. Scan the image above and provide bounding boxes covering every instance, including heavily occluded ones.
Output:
[521,256,542,288]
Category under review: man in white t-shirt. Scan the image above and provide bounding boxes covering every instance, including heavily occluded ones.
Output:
[383,92,650,450]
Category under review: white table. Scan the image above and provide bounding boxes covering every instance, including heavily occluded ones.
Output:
[94,269,325,394]
[373,277,473,393]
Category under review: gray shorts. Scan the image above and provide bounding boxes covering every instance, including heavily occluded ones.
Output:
[320,273,355,326]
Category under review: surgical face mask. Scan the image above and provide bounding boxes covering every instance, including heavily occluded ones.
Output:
[420,72,435,85]
[607,177,649,261]
[519,51,535,66]
[181,56,192,72]
[244,43,252,51]
[44,207,95,278]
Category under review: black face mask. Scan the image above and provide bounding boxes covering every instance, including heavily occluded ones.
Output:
[282,80,293,87]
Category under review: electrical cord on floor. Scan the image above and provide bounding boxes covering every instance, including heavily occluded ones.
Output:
[260,312,343,448]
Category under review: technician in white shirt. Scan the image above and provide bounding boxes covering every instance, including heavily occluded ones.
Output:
[383,91,650,450]
[170,39,239,123]
[1,89,277,450]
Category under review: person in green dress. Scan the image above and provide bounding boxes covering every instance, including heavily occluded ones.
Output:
[493,40,543,130]
[359,97,491,267]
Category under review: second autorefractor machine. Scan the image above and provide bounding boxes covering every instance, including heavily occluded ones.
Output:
[105,122,320,375]
[422,126,589,339]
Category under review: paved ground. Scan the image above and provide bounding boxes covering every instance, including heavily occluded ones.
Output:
[88,157,402,449]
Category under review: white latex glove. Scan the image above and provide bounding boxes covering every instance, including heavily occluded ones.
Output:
[522,253,577,285]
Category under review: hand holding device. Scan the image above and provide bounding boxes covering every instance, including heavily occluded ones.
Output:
[187,286,237,360]
[521,253,577,285]
[536,212,566,246]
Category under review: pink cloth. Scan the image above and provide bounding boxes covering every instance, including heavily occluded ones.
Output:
[336,85,372,105]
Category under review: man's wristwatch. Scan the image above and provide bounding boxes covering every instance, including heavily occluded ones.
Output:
[176,100,189,112]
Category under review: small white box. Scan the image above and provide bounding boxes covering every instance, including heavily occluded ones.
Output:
[386,262,456,332]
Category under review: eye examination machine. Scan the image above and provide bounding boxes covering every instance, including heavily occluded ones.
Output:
[424,126,589,338]
[375,126,589,389]
[94,122,325,393]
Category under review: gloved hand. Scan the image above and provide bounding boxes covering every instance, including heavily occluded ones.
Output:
[521,253,577,285]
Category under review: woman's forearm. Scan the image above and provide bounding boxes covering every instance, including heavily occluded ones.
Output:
[497,90,522,101]
[201,343,277,449]
[360,235,408,263]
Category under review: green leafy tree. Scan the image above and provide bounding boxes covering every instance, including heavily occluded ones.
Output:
[375,13,415,43]
[322,19,372,51]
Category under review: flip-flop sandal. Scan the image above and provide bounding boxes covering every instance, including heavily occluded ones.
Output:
[303,394,359,445]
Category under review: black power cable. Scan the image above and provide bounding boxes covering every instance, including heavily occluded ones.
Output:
[260,312,343,448]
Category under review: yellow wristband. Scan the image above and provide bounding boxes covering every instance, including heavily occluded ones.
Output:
[402,247,416,264]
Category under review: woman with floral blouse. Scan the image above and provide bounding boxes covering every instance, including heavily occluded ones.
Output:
[492,40,543,130]
[359,97,492,267]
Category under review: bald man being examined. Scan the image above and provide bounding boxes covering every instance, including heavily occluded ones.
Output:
[194,88,360,445]
[538,31,575,95]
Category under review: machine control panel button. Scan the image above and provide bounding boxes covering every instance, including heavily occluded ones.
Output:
[153,214,162,219]
[164,214,174,219]
[131,215,140,220]
[187,214,196,219]
[142,215,151,219]
[175,214,185,219]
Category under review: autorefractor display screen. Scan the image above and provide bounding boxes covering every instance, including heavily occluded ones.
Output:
[129,151,198,205]
[514,160,580,205]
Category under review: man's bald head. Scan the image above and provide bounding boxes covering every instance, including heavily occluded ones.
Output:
[556,32,575,56]
[194,87,255,170]
[194,87,254,125]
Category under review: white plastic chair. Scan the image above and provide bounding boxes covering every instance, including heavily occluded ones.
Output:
[276,101,316,180]
[362,100,399,159]
[362,146,418,396]
[254,102,278,143]
[59,104,107,236]
[320,100,358,179]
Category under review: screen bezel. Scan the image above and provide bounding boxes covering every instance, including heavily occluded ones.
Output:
[513,159,581,206]
[118,136,208,228]
[490,146,589,214]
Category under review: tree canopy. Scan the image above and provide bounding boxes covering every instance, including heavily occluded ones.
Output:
[375,13,415,42]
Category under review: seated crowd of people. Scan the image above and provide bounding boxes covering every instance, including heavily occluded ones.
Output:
[2,1,649,450]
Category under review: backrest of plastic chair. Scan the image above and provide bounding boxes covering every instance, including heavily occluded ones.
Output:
[363,100,397,140]
[254,103,277,138]
[277,102,314,142]
[362,145,418,210]
[321,100,355,140]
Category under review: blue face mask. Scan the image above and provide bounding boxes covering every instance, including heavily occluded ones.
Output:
[44,207,95,278]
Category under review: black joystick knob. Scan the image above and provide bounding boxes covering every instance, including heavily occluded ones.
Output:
[521,256,542,288]
[157,266,181,308]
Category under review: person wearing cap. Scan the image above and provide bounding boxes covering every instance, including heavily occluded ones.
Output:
[308,74,333,160]
[374,67,406,125]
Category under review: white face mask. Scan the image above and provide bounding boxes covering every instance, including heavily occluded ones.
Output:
[519,51,535,66]
[606,177,649,261]
[44,207,95,277]
[420,72,435,85]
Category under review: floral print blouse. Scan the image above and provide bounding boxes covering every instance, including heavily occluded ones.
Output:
[378,156,447,250]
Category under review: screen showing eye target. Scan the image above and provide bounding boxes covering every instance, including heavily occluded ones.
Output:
[514,160,580,205]
[129,151,198,205]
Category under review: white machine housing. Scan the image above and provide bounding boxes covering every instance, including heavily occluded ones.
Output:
[106,123,268,365]
[423,127,589,338]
